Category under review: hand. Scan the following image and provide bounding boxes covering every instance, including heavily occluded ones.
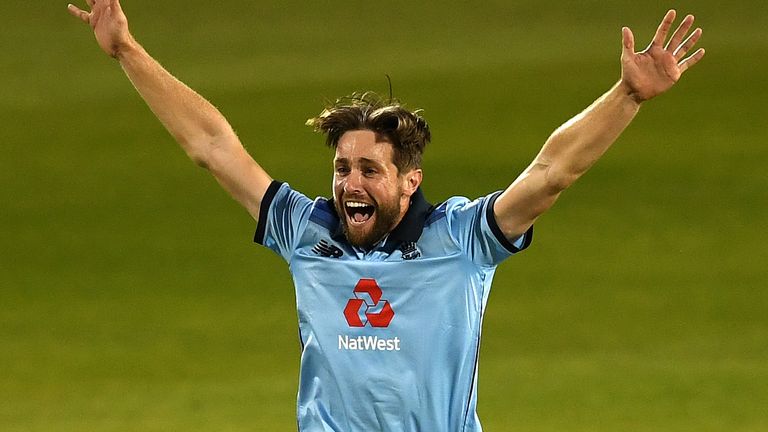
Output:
[620,10,705,103]
[68,0,133,58]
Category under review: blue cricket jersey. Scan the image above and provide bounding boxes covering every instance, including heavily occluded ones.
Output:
[254,181,533,432]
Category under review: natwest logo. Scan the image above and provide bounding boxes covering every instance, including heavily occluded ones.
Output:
[343,278,394,328]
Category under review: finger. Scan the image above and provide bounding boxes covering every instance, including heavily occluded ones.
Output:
[652,9,676,47]
[67,3,90,23]
[679,48,705,74]
[665,14,694,51]
[85,0,94,7]
[674,28,702,60]
[622,27,635,54]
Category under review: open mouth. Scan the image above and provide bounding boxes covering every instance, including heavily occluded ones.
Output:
[344,201,375,225]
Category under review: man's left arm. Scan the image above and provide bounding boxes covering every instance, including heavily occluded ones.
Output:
[494,10,705,240]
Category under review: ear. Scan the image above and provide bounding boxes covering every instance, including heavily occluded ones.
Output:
[400,169,423,197]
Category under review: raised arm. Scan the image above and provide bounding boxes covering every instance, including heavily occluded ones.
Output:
[68,0,272,220]
[493,10,705,239]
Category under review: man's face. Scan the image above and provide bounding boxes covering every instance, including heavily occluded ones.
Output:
[333,130,420,248]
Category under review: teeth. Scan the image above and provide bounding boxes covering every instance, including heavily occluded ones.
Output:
[345,201,371,208]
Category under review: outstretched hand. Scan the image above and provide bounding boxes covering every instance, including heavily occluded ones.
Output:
[68,0,133,58]
[621,10,705,103]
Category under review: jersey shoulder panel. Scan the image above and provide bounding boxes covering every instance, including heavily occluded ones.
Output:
[253,181,314,262]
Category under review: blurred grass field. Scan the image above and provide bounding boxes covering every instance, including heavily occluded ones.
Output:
[1,1,766,430]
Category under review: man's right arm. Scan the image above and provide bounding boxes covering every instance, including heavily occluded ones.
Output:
[68,0,272,220]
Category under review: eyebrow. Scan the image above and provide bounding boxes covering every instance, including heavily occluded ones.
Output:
[334,157,384,166]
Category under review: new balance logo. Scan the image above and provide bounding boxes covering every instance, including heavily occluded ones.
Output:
[312,239,343,258]
[343,278,394,328]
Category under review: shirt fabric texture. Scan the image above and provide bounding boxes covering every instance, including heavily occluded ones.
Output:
[254,180,533,432]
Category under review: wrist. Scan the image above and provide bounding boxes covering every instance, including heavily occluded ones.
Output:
[114,36,140,61]
[616,80,644,108]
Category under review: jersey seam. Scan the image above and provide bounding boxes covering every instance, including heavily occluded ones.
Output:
[462,309,484,431]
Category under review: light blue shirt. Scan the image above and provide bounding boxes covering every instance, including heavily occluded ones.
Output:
[255,181,532,432]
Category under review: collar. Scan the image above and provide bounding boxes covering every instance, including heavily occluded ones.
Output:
[329,188,434,254]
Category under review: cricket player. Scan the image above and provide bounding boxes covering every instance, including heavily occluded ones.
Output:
[68,1,705,430]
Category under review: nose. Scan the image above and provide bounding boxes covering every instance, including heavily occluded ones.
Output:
[343,170,364,195]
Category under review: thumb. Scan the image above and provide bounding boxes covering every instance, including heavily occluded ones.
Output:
[67,3,90,24]
[622,27,635,54]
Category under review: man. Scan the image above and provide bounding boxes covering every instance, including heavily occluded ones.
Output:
[68,1,704,430]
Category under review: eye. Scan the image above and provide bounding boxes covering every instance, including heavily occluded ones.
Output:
[335,166,350,175]
[363,168,378,176]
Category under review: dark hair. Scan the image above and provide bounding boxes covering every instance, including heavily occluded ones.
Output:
[306,92,431,173]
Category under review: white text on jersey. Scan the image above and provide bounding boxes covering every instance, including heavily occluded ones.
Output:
[338,335,401,351]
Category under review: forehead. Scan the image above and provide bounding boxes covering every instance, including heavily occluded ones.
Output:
[334,130,394,165]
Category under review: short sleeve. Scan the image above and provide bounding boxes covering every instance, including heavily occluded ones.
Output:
[443,191,533,267]
[253,181,313,262]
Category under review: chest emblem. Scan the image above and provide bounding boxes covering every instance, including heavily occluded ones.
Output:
[399,242,421,260]
[343,278,395,328]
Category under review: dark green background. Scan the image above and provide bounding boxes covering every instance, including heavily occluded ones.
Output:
[2,1,766,430]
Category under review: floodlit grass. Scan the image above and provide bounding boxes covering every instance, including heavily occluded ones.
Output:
[1,0,766,430]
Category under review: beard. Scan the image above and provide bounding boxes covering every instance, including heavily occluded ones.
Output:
[336,192,402,249]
